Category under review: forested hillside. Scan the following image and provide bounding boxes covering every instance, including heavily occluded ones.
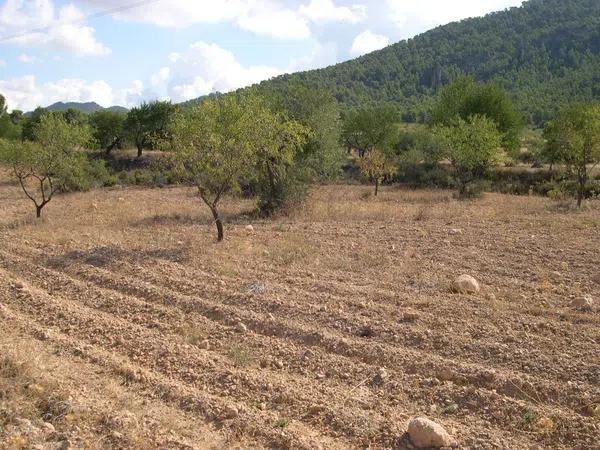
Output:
[257,0,600,125]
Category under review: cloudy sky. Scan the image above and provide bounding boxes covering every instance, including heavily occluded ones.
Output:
[0,0,524,112]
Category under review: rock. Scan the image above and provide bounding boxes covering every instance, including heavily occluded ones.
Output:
[235,322,248,333]
[42,422,56,433]
[571,295,594,311]
[449,228,463,235]
[452,275,480,294]
[407,417,455,448]
[245,225,254,232]
[373,367,389,384]
[199,340,210,350]
[225,405,239,419]
[273,360,284,369]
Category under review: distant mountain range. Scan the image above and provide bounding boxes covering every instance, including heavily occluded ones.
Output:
[33,101,128,115]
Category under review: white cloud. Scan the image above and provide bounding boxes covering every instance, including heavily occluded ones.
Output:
[18,54,41,64]
[385,0,522,29]
[0,75,148,111]
[237,6,311,39]
[165,41,282,102]
[299,0,366,24]
[79,0,367,40]
[288,41,338,72]
[350,30,389,56]
[150,67,171,87]
[0,0,110,56]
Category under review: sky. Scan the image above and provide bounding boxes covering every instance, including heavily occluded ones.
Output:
[0,0,524,112]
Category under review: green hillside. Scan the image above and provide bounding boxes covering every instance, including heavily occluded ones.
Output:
[256,0,600,125]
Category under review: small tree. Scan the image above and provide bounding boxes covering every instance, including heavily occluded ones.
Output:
[341,104,398,157]
[171,94,258,241]
[125,101,174,157]
[543,103,600,207]
[253,109,310,216]
[89,110,126,154]
[431,76,522,155]
[0,115,90,218]
[357,148,397,196]
[435,115,502,197]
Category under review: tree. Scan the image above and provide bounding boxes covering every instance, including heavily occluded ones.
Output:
[543,103,600,207]
[435,115,502,197]
[0,114,90,218]
[357,148,397,196]
[253,106,310,217]
[124,101,174,157]
[21,107,48,141]
[430,76,522,154]
[89,110,126,154]
[171,94,258,241]
[341,104,399,157]
[263,81,344,179]
[61,108,88,126]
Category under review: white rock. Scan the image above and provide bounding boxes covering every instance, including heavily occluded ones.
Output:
[407,417,455,448]
[235,322,248,333]
[452,275,480,294]
[571,295,594,311]
[245,225,254,232]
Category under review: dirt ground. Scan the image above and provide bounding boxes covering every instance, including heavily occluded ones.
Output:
[0,171,599,449]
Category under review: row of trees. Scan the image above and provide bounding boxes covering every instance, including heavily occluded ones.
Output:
[0,85,345,240]
[1,76,598,239]
[0,94,174,159]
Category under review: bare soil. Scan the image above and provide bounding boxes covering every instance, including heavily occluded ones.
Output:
[1,172,599,449]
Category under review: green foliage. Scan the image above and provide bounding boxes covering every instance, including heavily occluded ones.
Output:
[431,76,522,154]
[542,102,600,206]
[341,104,399,156]
[261,81,344,180]
[172,93,262,240]
[0,114,91,217]
[254,0,600,126]
[21,107,49,141]
[124,100,175,157]
[357,148,397,195]
[435,115,503,196]
[89,110,126,153]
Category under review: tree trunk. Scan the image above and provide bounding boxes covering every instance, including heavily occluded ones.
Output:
[374,178,379,196]
[137,144,143,158]
[210,206,224,242]
[36,205,42,218]
[577,168,587,208]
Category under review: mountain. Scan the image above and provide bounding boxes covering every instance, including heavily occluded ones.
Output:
[254,0,600,125]
[43,102,128,114]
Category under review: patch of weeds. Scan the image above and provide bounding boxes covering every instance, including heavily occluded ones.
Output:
[274,418,290,429]
[228,346,255,368]
[175,322,206,345]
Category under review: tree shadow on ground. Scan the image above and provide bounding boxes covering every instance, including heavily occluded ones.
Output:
[45,244,189,269]
[129,209,257,228]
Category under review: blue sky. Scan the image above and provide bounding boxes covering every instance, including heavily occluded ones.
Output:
[0,0,524,111]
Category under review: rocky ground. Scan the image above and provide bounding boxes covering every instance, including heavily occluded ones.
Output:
[0,173,598,449]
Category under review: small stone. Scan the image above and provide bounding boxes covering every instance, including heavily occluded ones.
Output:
[245,225,254,232]
[449,228,462,235]
[42,422,56,433]
[407,417,455,448]
[571,296,594,311]
[374,367,389,384]
[111,431,124,440]
[452,275,480,294]
[13,281,24,290]
[235,322,248,333]
[225,405,239,418]
[199,340,210,350]
[273,360,284,369]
